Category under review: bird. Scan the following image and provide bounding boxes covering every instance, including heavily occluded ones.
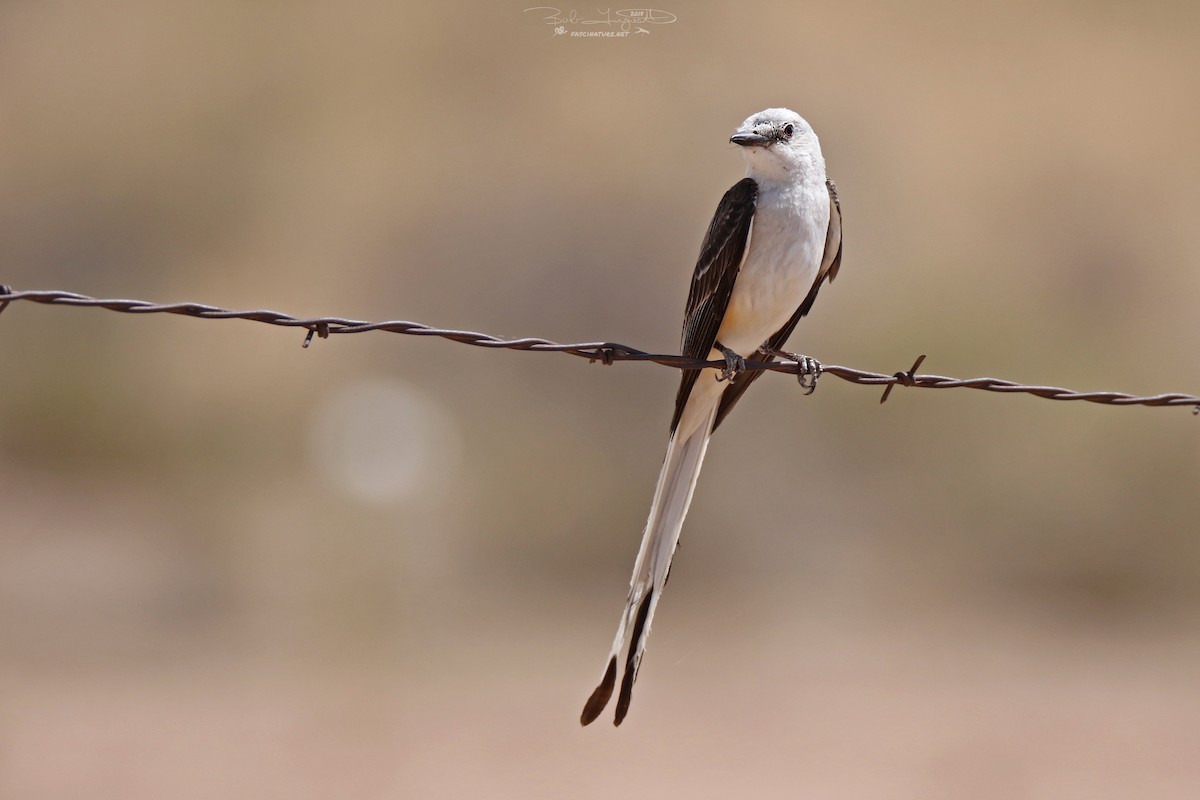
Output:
[580,108,843,726]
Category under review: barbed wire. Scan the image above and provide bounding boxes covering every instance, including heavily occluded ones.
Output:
[1,285,1197,413]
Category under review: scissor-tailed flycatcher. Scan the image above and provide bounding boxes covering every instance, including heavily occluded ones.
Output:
[581,108,844,726]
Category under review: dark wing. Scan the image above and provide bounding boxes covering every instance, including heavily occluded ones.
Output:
[712,177,843,430]
[669,177,758,433]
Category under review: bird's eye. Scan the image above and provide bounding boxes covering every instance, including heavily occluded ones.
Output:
[781,123,795,139]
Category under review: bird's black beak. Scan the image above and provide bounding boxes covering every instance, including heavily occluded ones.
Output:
[730,131,771,147]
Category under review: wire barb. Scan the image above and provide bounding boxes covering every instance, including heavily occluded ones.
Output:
[880,354,927,404]
[0,286,1196,414]
[302,321,330,349]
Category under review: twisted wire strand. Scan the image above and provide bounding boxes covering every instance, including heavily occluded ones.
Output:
[1,286,1197,412]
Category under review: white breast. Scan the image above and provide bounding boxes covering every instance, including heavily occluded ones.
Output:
[713,179,830,357]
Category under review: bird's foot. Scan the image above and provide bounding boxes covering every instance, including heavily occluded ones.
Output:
[763,347,823,395]
[715,343,746,383]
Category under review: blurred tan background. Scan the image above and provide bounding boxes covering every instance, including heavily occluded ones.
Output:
[2,1,1200,797]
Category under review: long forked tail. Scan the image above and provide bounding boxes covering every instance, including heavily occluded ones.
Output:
[580,396,719,726]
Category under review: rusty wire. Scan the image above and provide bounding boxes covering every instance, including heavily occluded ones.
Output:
[1,285,1197,413]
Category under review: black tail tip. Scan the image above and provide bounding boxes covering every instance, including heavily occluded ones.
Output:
[612,591,653,726]
[580,656,617,726]
[613,662,636,726]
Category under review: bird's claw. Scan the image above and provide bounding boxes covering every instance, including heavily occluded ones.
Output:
[716,344,745,383]
[763,347,823,395]
[796,356,822,395]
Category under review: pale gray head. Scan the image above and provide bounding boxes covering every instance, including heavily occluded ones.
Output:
[730,107,824,182]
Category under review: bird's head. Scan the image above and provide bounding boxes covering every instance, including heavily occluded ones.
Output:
[731,108,823,181]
